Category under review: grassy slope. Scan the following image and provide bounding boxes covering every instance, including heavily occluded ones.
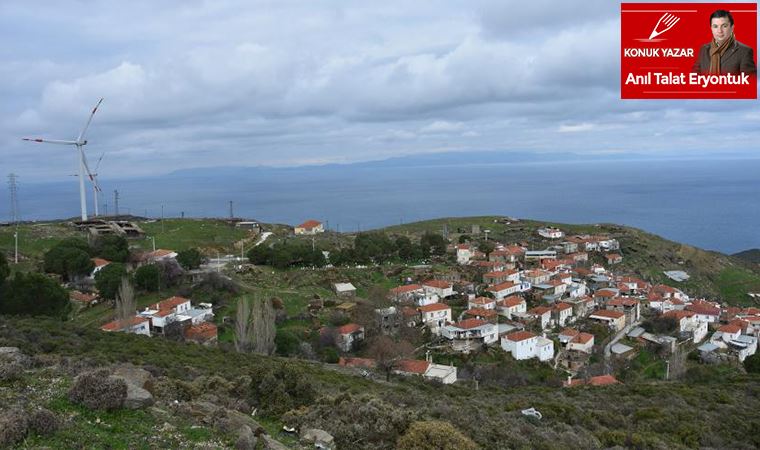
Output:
[2,316,760,449]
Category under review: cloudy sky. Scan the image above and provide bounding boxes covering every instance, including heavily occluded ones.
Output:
[1,0,758,181]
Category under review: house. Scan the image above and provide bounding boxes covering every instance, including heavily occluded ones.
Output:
[90,258,110,277]
[485,281,521,300]
[606,298,641,324]
[143,249,178,263]
[468,296,497,310]
[441,319,498,352]
[184,322,218,346]
[394,359,458,384]
[663,310,708,343]
[294,220,324,235]
[605,253,623,265]
[456,244,473,264]
[527,306,553,330]
[567,332,594,353]
[710,324,758,362]
[388,284,425,303]
[495,296,527,319]
[483,269,519,285]
[589,310,626,331]
[70,290,99,307]
[558,328,580,345]
[101,316,151,336]
[685,300,721,323]
[489,246,524,263]
[500,330,554,361]
[375,306,400,335]
[553,302,574,327]
[418,303,452,334]
[538,227,565,239]
[333,282,357,298]
[422,280,454,298]
[463,308,499,322]
[140,296,193,334]
[335,323,365,352]
[525,250,557,261]
[522,269,552,286]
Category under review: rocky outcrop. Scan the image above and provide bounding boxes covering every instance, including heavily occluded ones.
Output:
[301,428,335,449]
[111,364,154,409]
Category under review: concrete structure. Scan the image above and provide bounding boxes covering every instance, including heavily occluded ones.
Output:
[501,331,554,361]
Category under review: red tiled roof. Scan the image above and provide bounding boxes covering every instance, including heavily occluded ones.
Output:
[686,303,720,316]
[396,359,430,375]
[588,375,620,386]
[590,310,625,319]
[91,258,110,268]
[718,324,742,334]
[418,303,450,313]
[528,306,552,315]
[484,270,518,278]
[560,328,579,337]
[390,284,423,294]
[453,318,488,329]
[572,333,594,344]
[594,290,617,298]
[423,280,452,289]
[297,220,322,229]
[608,298,639,307]
[101,316,149,332]
[70,290,98,304]
[498,296,525,308]
[464,308,498,318]
[505,330,536,342]
[555,302,573,311]
[148,249,176,259]
[663,310,695,320]
[337,323,363,335]
[471,296,495,305]
[486,281,518,292]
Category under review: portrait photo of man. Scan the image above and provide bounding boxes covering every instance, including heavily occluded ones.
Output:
[692,9,756,75]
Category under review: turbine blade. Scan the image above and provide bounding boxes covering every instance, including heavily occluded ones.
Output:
[94,153,105,171]
[76,97,104,143]
[22,138,77,145]
[79,146,97,184]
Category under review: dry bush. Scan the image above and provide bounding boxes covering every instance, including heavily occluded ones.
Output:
[68,369,127,411]
[29,408,59,436]
[0,408,30,447]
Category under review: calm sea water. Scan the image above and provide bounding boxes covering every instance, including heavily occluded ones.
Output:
[9,157,760,254]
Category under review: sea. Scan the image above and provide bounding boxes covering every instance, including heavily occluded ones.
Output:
[7,153,760,255]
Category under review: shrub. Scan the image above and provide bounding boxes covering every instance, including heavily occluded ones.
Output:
[322,347,339,364]
[134,264,161,291]
[397,420,478,450]
[0,361,23,381]
[68,369,127,410]
[0,408,29,447]
[29,408,59,436]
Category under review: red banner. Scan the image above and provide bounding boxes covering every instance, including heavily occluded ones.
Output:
[621,3,757,99]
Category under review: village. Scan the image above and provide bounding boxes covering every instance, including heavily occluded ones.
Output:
[83,217,760,388]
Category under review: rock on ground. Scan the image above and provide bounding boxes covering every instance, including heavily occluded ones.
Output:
[301,428,335,449]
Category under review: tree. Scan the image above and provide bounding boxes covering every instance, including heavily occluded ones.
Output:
[235,296,276,355]
[397,421,478,450]
[115,277,136,322]
[0,251,9,284]
[367,335,415,381]
[43,246,94,281]
[420,232,446,256]
[745,352,760,374]
[275,330,300,356]
[395,236,414,261]
[0,272,70,319]
[95,263,127,300]
[478,240,495,258]
[176,248,203,270]
[134,264,160,291]
[234,297,254,353]
[93,235,129,262]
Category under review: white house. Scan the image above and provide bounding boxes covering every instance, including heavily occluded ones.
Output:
[527,306,553,330]
[100,316,151,336]
[423,280,454,298]
[711,324,758,362]
[389,284,425,303]
[553,302,574,327]
[501,331,554,361]
[417,303,452,335]
[468,296,497,310]
[483,270,520,285]
[663,310,708,343]
[456,244,473,264]
[685,301,721,323]
[485,281,521,300]
[294,220,324,235]
[441,319,498,352]
[90,258,111,278]
[335,323,365,352]
[567,332,595,353]
[140,296,193,334]
[496,296,527,319]
[538,227,565,239]
[394,359,458,384]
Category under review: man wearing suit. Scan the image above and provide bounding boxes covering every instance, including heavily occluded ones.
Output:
[692,9,756,75]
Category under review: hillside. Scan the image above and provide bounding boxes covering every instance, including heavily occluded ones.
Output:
[2,316,760,449]
[733,248,760,265]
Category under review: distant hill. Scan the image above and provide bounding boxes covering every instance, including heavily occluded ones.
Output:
[733,249,760,264]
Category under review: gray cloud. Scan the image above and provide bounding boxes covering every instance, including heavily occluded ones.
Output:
[0,0,758,182]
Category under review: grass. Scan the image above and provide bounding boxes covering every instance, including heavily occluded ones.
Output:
[714,267,760,306]
[135,219,251,253]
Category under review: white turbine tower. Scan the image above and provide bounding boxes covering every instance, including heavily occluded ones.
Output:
[89,153,104,217]
[22,98,104,221]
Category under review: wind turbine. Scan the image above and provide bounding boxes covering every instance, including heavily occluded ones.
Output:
[22,98,104,221]
[89,153,104,217]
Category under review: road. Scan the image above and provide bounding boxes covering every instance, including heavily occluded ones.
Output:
[604,321,642,359]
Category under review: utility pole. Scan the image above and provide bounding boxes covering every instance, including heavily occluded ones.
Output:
[8,174,19,264]
[113,190,120,216]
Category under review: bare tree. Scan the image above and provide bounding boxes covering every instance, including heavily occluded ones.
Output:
[235,296,276,355]
[234,297,254,352]
[115,276,135,323]
[367,335,415,381]
[251,297,276,355]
